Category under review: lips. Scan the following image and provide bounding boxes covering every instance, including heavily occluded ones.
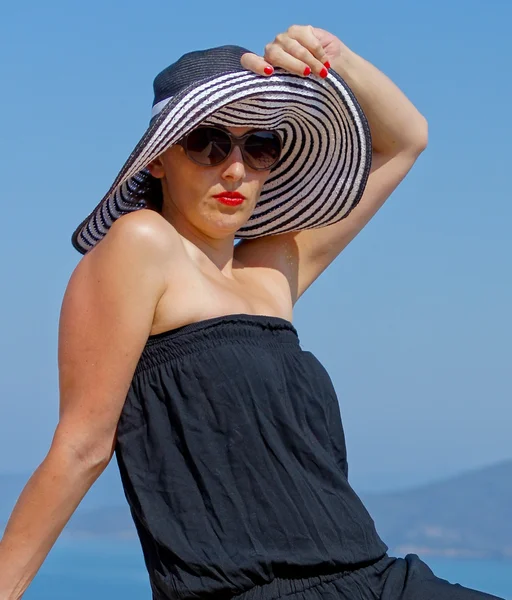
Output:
[213,191,246,206]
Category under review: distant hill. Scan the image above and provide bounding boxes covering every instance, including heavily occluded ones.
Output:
[361,460,512,560]
[2,461,511,559]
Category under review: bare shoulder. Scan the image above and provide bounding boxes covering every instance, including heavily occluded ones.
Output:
[75,209,185,286]
[234,236,297,312]
[62,210,182,356]
[235,234,300,302]
[103,209,181,259]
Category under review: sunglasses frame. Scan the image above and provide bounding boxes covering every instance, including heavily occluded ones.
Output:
[176,125,283,171]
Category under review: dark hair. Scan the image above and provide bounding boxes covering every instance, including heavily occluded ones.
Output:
[143,174,164,213]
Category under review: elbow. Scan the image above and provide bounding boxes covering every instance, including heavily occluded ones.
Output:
[51,426,115,475]
[410,115,429,156]
[378,116,429,162]
[395,115,429,158]
[73,445,113,474]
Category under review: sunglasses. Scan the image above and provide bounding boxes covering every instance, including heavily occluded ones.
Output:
[177,126,283,171]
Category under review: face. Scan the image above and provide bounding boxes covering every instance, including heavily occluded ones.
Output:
[147,126,273,241]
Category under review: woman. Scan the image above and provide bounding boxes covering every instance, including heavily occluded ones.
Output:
[0,25,502,600]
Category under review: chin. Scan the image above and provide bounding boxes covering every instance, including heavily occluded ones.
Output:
[208,203,253,227]
[206,213,251,238]
[212,221,249,239]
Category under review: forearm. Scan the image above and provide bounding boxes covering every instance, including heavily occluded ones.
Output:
[331,44,428,155]
[0,442,107,599]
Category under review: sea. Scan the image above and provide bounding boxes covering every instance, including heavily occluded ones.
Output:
[23,539,512,599]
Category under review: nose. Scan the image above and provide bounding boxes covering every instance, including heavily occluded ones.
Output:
[220,146,245,182]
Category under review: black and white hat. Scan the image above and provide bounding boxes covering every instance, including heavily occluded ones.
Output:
[72,45,371,254]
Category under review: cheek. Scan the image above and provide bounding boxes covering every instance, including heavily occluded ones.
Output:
[165,165,216,205]
[162,152,199,190]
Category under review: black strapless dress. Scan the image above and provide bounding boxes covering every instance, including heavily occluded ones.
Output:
[115,315,503,600]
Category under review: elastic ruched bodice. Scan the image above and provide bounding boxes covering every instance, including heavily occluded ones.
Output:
[115,314,387,600]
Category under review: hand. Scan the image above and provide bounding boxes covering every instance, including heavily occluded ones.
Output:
[241,25,344,78]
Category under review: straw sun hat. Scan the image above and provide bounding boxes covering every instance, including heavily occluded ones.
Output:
[71,45,371,254]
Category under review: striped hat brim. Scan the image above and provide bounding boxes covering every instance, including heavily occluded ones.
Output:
[72,68,371,254]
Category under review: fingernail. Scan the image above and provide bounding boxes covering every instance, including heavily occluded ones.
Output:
[324,61,331,69]
[303,66,312,76]
[264,66,274,75]
[320,67,328,78]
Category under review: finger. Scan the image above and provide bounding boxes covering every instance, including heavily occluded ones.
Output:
[264,42,310,77]
[285,25,331,73]
[264,39,327,78]
[241,52,275,76]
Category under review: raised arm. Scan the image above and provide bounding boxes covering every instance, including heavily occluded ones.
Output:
[238,26,428,301]
[0,211,170,599]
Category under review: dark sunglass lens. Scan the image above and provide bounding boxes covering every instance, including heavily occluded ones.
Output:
[185,127,231,166]
[244,132,282,170]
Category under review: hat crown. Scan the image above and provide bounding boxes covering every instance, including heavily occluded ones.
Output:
[152,45,250,107]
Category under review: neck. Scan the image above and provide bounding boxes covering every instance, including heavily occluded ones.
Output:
[163,208,237,277]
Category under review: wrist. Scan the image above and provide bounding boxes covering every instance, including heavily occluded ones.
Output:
[330,42,357,77]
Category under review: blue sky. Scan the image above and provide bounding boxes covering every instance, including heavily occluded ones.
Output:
[0,0,510,493]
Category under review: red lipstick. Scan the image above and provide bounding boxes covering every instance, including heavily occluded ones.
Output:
[213,191,246,206]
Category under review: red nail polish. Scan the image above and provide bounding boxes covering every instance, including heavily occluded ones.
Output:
[303,66,311,76]
[320,67,328,78]
[264,66,274,75]
[324,61,331,69]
